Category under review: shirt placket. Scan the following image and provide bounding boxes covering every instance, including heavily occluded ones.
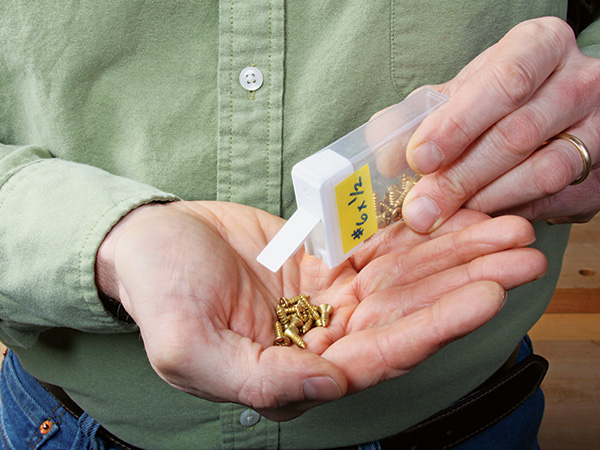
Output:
[217,1,283,448]
[217,0,284,217]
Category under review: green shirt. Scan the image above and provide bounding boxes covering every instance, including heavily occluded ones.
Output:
[0,1,597,448]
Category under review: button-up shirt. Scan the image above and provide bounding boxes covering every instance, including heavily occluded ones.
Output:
[0,1,596,448]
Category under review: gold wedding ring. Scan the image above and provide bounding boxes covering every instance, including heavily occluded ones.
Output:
[552,133,592,185]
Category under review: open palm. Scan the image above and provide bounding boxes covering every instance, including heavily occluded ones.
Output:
[97,200,546,421]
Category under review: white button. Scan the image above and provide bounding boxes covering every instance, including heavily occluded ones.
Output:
[239,67,263,91]
[239,408,261,427]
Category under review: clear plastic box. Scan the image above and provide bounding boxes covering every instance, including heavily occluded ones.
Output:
[258,88,448,272]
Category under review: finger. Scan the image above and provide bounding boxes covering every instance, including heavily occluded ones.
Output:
[322,281,507,392]
[353,215,536,296]
[348,247,546,331]
[465,122,600,216]
[406,18,572,175]
[401,57,595,232]
[500,169,600,223]
[401,19,578,233]
[350,209,491,271]
[369,88,447,179]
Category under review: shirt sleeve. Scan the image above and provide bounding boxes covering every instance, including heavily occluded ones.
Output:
[0,143,179,348]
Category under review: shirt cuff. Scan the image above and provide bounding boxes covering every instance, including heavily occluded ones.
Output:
[0,149,178,348]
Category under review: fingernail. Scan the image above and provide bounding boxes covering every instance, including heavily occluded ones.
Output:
[403,196,440,233]
[412,142,444,174]
[521,236,537,247]
[534,271,548,281]
[302,377,341,401]
[498,290,508,311]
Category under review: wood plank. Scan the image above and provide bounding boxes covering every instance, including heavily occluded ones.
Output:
[533,340,600,450]
[556,215,600,289]
[546,288,600,313]
[529,314,600,341]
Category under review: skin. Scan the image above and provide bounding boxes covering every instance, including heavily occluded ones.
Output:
[402,17,600,233]
[96,201,546,421]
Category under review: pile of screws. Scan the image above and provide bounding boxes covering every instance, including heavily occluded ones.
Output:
[273,295,333,349]
[373,173,421,229]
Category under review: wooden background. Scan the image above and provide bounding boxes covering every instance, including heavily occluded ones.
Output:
[0,217,598,447]
[531,215,600,449]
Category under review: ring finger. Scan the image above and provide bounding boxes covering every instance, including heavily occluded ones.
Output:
[464,120,599,215]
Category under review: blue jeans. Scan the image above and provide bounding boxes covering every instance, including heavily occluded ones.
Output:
[0,350,126,450]
[1,338,543,450]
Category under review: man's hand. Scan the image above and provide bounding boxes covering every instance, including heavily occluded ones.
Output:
[96,201,546,421]
[400,17,600,232]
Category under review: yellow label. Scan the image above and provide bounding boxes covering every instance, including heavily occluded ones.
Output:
[335,164,378,254]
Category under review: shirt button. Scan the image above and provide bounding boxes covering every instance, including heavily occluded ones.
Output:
[239,66,263,91]
[239,408,261,427]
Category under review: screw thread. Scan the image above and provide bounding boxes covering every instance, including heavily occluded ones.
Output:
[284,325,306,349]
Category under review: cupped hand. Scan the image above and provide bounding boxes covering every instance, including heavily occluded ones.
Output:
[96,201,546,421]
[401,17,600,232]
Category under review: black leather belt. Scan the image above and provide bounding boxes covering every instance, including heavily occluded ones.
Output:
[335,353,549,450]
[38,351,547,450]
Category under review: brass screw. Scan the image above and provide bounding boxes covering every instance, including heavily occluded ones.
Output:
[373,174,421,230]
[276,305,290,326]
[282,306,298,315]
[288,314,305,330]
[299,297,320,322]
[373,192,382,214]
[377,210,391,229]
[383,191,390,206]
[274,321,291,346]
[316,304,333,327]
[289,295,304,305]
[295,303,309,323]
[387,184,403,207]
[284,325,306,349]
[272,294,332,349]
[402,174,418,193]
[302,316,314,334]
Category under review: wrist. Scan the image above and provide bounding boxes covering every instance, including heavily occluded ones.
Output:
[95,202,167,301]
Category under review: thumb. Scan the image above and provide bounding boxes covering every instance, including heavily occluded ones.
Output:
[143,327,347,422]
[248,344,348,421]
